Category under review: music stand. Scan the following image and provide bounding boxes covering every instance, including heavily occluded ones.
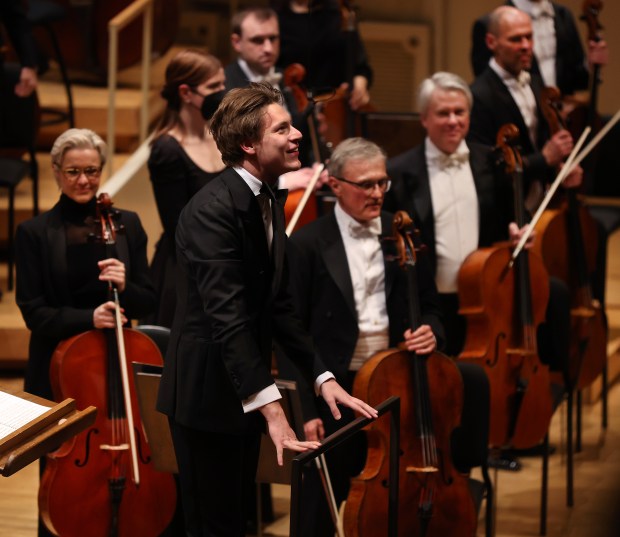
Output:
[131,362,178,473]
[0,391,97,477]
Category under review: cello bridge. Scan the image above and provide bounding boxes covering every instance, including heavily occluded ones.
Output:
[100,443,130,451]
[405,465,438,473]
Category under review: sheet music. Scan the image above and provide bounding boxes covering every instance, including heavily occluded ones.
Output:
[0,391,50,441]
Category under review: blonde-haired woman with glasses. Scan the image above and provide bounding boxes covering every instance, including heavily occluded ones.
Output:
[15,127,156,402]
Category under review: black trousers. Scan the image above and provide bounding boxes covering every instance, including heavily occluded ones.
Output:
[169,419,261,537]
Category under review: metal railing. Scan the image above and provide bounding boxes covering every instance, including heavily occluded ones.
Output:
[107,0,153,176]
[289,396,401,537]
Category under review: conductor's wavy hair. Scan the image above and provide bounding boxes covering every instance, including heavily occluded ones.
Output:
[51,128,107,169]
[417,72,473,116]
[327,137,387,178]
[210,82,284,167]
[152,49,222,143]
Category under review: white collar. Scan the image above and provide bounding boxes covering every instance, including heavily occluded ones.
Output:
[237,59,280,85]
[489,57,531,87]
[425,138,470,164]
[334,203,382,238]
[234,166,263,196]
[512,0,554,18]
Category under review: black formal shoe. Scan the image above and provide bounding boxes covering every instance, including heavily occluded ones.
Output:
[487,453,522,472]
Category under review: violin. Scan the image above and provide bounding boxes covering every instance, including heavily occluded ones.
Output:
[38,194,176,536]
[458,124,553,449]
[343,211,476,536]
[534,87,606,391]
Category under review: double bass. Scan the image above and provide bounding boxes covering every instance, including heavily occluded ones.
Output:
[344,211,476,537]
[458,124,553,449]
[39,194,176,536]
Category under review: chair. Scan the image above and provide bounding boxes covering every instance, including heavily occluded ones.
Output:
[28,0,74,128]
[135,324,171,358]
[0,64,39,292]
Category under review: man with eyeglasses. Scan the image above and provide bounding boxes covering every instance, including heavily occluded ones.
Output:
[278,137,444,537]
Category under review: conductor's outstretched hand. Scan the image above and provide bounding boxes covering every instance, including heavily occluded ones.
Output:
[320,379,379,422]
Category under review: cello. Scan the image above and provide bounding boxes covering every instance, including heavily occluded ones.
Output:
[534,86,606,392]
[39,194,176,536]
[458,124,553,449]
[344,211,476,537]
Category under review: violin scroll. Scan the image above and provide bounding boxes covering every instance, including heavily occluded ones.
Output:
[581,0,603,43]
[92,193,125,245]
[495,123,523,175]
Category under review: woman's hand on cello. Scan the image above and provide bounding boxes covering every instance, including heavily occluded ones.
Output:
[93,301,127,329]
[304,418,325,442]
[509,222,536,249]
[403,325,437,355]
[320,379,378,421]
[98,258,126,292]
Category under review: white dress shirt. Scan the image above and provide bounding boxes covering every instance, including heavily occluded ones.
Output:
[426,139,479,293]
[334,203,389,369]
[513,0,557,87]
[490,58,539,148]
[233,166,334,412]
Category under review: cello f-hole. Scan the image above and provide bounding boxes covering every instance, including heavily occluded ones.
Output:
[74,428,98,467]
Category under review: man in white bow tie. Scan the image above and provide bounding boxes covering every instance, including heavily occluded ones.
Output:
[278,136,444,537]
[386,71,580,363]
[468,6,580,195]
[385,71,517,355]
[471,1,608,97]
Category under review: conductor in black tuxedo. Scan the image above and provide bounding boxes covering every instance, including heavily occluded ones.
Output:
[156,82,377,537]
[279,137,444,536]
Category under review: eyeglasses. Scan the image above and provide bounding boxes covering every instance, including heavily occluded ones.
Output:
[332,175,391,193]
[61,166,102,181]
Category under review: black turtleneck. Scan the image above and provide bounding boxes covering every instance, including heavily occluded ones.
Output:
[59,194,117,308]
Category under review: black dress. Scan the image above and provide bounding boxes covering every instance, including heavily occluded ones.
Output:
[146,134,223,327]
[15,194,156,400]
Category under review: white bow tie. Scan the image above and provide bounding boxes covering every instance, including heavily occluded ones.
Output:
[348,217,382,239]
[516,70,531,88]
[532,2,554,18]
[436,152,469,170]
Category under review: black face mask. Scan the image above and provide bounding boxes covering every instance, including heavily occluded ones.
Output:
[200,90,226,120]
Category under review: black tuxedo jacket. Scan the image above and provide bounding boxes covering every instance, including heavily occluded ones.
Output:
[157,167,324,434]
[384,142,513,275]
[15,200,156,399]
[470,0,589,96]
[280,209,444,420]
[468,66,554,185]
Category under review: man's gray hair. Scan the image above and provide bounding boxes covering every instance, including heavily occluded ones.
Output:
[327,137,387,178]
[417,72,473,115]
